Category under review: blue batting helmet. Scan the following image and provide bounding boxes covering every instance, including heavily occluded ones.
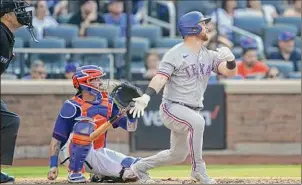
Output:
[178,11,211,38]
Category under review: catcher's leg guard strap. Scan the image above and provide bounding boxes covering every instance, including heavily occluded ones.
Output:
[69,121,94,173]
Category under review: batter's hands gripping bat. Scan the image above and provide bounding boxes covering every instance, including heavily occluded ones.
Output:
[89,82,143,141]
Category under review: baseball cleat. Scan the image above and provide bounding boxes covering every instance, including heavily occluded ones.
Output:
[67,173,86,183]
[131,162,155,184]
[191,171,216,184]
[0,172,15,184]
[122,168,137,181]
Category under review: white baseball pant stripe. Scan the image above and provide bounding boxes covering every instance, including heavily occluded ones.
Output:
[162,103,196,170]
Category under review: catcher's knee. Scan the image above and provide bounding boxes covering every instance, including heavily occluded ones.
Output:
[69,119,95,173]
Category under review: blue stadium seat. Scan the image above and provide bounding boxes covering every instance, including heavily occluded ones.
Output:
[7,38,28,75]
[298,61,301,71]
[43,24,78,47]
[261,0,285,14]
[155,37,182,48]
[263,25,298,55]
[288,72,301,79]
[86,24,120,48]
[232,47,243,59]
[57,13,74,24]
[208,74,218,84]
[295,37,301,49]
[236,0,247,9]
[233,16,266,46]
[245,74,265,79]
[229,75,244,80]
[114,37,150,71]
[274,17,301,36]
[265,60,294,77]
[14,26,32,47]
[71,37,110,71]
[131,25,162,48]
[176,0,216,20]
[29,37,66,74]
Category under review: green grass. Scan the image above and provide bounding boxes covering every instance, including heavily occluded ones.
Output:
[2,165,301,178]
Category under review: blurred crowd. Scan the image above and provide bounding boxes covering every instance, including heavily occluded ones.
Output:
[2,0,301,81]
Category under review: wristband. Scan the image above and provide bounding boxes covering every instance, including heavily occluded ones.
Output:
[145,87,156,97]
[50,155,58,168]
[226,60,236,69]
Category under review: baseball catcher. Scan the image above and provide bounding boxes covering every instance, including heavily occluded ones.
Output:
[47,65,142,183]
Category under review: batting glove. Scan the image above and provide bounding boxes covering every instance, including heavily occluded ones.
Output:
[129,94,150,118]
[216,47,235,62]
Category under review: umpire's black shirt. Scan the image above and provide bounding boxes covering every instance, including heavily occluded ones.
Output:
[0,22,15,76]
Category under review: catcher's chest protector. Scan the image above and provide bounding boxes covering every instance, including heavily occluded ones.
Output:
[72,96,113,150]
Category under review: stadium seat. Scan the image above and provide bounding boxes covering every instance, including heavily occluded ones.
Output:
[263,25,298,55]
[131,25,162,48]
[233,16,266,46]
[57,13,74,24]
[232,47,243,59]
[295,37,301,49]
[29,37,66,74]
[155,37,182,48]
[274,17,301,36]
[229,75,244,80]
[265,60,294,77]
[261,0,285,14]
[236,0,247,9]
[176,0,216,21]
[86,24,120,48]
[245,74,265,79]
[71,37,110,71]
[43,24,79,47]
[288,72,301,79]
[208,74,218,84]
[14,26,33,47]
[298,61,301,71]
[7,38,28,75]
[114,37,150,71]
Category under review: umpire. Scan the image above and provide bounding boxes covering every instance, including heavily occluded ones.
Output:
[0,0,37,183]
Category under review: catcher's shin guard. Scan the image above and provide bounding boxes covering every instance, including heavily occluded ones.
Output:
[69,117,95,173]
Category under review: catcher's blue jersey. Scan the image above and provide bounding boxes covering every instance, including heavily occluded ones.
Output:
[52,95,136,149]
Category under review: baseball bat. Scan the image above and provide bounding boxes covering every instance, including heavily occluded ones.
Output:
[89,113,123,141]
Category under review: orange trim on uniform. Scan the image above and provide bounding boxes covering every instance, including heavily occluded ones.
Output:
[71,95,113,150]
[72,134,91,145]
[72,96,93,117]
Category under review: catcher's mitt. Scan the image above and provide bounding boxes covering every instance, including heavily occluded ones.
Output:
[110,82,143,110]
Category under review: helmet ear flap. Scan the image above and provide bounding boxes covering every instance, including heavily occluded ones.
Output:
[72,75,80,89]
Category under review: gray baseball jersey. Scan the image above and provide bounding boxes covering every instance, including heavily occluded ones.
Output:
[157,43,223,108]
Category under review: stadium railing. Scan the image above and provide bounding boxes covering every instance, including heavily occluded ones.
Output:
[222,24,265,58]
[143,0,176,37]
[14,48,126,79]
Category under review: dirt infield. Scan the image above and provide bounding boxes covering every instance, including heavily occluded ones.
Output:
[15,177,301,184]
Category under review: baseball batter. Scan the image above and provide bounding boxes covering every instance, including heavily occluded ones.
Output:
[129,11,237,184]
[47,65,140,183]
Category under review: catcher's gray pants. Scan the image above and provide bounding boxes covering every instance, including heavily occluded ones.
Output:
[137,101,205,172]
[1,100,20,165]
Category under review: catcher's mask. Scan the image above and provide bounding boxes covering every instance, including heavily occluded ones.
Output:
[72,65,108,102]
[0,0,38,42]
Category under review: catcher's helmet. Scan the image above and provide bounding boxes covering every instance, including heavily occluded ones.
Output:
[0,0,38,42]
[178,11,211,38]
[72,65,107,101]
